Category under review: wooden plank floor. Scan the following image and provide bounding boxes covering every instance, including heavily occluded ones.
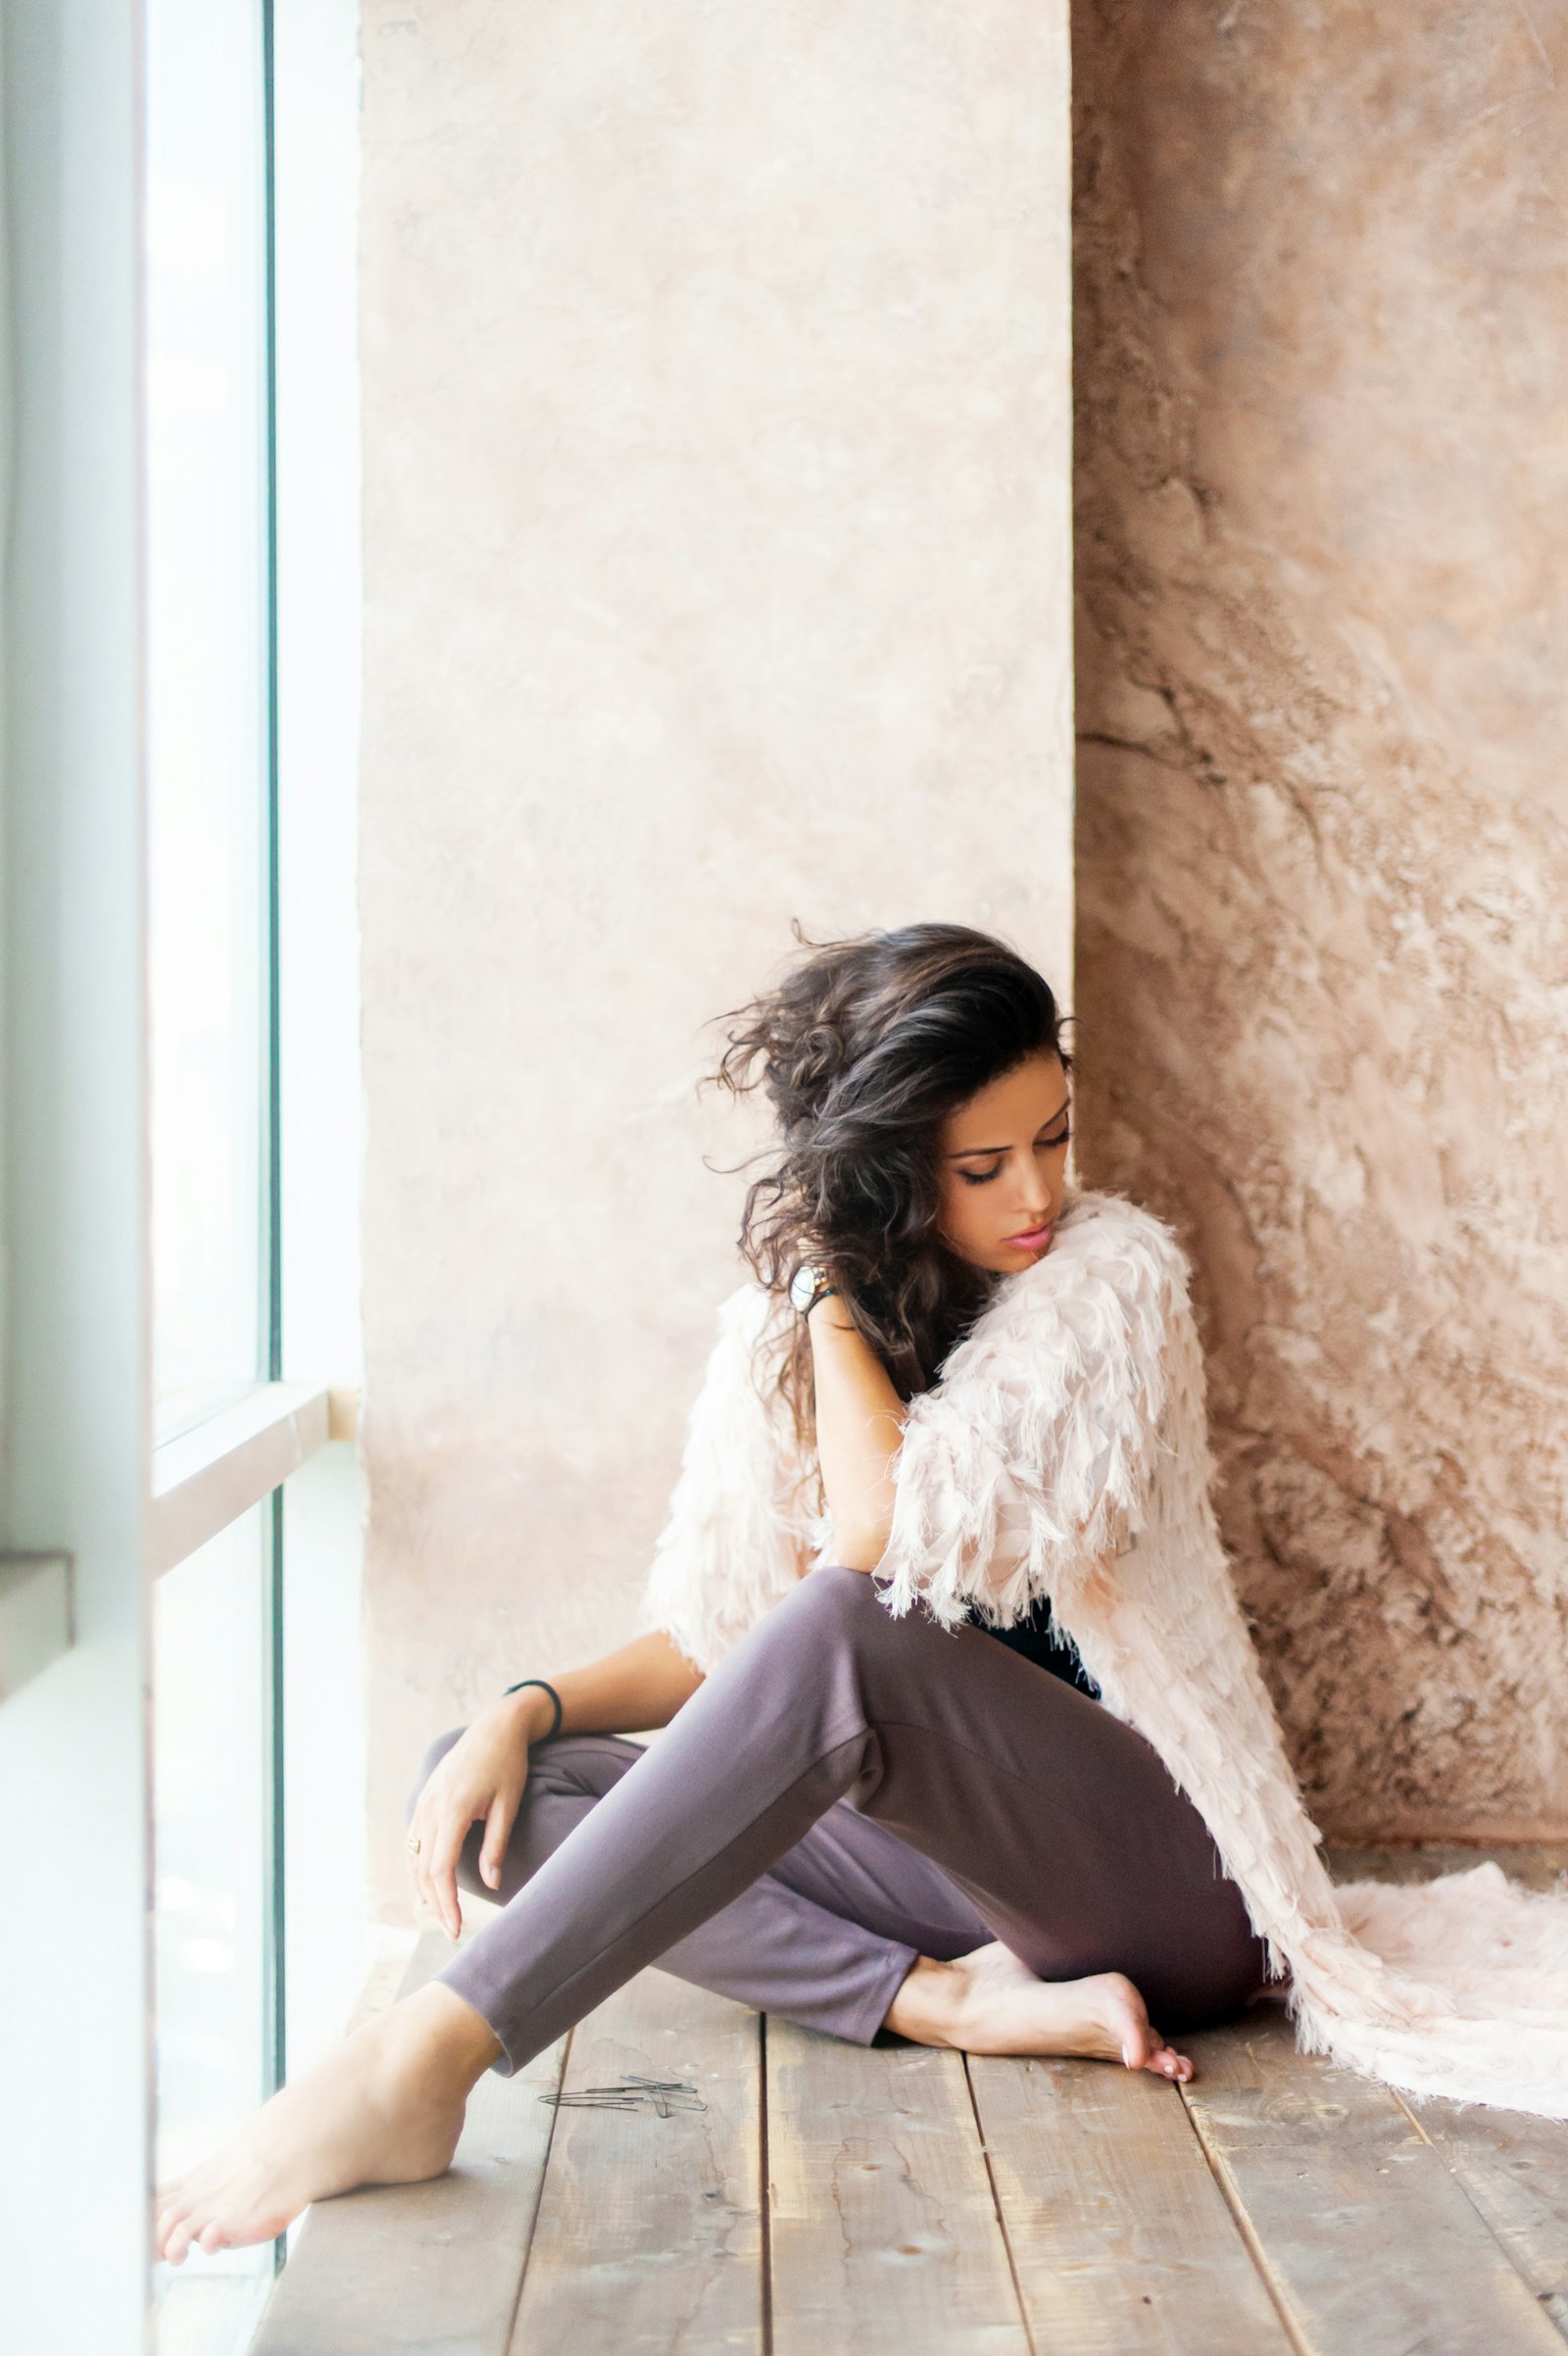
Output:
[250,1849,1568,2356]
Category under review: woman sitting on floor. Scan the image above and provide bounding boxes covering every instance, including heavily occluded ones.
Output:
[155,918,1568,2268]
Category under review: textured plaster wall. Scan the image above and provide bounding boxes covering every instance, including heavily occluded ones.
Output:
[360,4,1073,1914]
[1073,1,1568,1840]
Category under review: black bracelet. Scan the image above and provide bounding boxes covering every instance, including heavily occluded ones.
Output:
[503,1676,563,1740]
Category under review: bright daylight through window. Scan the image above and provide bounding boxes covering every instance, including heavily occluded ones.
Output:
[146,1,282,2347]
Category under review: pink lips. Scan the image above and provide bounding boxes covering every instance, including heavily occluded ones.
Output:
[1007,1221,1054,1250]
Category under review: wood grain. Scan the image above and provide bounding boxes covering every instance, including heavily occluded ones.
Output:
[246,1905,1568,2356]
[1179,2009,1565,2356]
[508,1970,763,2355]
[969,2046,1296,2354]
[252,1929,567,2356]
[766,2021,1028,2356]
[1394,2086,1568,2341]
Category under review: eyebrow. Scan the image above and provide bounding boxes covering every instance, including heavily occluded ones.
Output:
[945,1095,1072,1160]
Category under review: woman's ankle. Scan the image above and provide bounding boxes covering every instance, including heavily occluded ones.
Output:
[372,1981,506,2092]
[882,1955,963,2048]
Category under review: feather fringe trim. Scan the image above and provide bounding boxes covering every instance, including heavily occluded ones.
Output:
[639,1186,1568,2119]
[637,1280,816,1674]
[868,1189,1176,1629]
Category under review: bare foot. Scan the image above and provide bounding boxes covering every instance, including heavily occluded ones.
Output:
[885,1942,1196,2082]
[153,1983,504,2265]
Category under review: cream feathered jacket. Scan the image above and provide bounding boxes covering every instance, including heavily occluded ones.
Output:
[640,1184,1568,2119]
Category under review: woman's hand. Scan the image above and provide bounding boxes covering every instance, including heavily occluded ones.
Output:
[407,1687,550,1939]
[405,1632,707,1939]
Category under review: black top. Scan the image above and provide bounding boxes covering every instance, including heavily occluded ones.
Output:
[970,1592,1100,1700]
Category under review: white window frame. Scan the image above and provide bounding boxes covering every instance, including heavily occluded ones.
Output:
[0,3,364,2344]
[0,13,157,2351]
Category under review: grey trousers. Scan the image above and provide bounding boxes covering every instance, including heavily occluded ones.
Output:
[407,1565,1270,2077]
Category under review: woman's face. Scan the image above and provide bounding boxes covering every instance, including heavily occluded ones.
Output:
[934,1051,1071,1274]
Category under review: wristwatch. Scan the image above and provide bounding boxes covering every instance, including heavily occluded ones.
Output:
[789,1263,839,1317]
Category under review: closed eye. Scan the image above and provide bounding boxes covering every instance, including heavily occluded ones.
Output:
[956,1125,1071,1186]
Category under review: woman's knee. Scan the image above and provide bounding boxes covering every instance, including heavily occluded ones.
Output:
[404,1725,466,1825]
[767,1562,895,1653]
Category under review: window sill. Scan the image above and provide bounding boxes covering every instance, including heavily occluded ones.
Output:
[148,1381,360,1578]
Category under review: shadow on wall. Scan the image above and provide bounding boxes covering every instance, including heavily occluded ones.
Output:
[1070,0,1568,1842]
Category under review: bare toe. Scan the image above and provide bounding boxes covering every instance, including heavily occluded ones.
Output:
[155,2174,214,2266]
[150,1990,489,2267]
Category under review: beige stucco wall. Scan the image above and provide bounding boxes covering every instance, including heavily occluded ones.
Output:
[1073,1,1568,1840]
[359,4,1074,1915]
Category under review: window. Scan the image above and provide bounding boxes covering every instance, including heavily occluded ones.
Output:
[0,9,361,2343]
[147,0,273,1446]
[145,2,286,2341]
[153,1505,278,2352]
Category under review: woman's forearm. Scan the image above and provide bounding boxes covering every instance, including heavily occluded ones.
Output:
[503,1629,706,1744]
[807,1292,908,1570]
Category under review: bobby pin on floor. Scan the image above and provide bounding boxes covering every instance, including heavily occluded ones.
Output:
[248,1846,1568,2356]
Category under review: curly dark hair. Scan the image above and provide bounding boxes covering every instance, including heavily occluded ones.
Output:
[704,919,1074,1446]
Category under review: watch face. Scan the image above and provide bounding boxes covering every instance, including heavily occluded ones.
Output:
[789,1265,819,1312]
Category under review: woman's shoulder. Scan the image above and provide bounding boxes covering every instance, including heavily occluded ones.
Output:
[1052,1184,1189,1264]
[979,1185,1195,1338]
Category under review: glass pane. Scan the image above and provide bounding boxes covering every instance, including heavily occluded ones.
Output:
[146,0,270,1445]
[152,1504,276,2353]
